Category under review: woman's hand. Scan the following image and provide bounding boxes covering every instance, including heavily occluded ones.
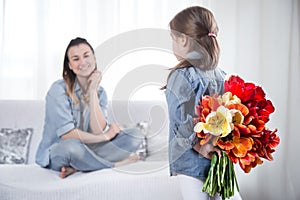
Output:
[88,70,102,94]
[104,124,120,141]
[193,142,221,160]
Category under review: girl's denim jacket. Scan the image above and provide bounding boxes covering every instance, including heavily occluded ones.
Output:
[165,66,226,179]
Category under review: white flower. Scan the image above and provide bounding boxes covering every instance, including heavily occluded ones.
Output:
[194,106,233,137]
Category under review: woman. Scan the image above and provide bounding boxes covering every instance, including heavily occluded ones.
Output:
[164,6,241,199]
[36,37,144,178]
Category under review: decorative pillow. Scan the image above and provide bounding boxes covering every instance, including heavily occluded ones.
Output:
[0,128,33,164]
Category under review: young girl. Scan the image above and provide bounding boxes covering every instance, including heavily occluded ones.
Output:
[35,37,144,178]
[164,6,241,199]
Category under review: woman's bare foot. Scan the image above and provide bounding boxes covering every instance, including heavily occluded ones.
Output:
[114,154,140,167]
[60,166,77,178]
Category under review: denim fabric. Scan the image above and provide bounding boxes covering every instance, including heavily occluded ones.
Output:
[35,80,143,170]
[48,128,143,172]
[165,66,225,179]
[48,139,114,171]
[87,127,144,162]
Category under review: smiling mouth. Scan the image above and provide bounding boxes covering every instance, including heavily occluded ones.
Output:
[79,65,90,71]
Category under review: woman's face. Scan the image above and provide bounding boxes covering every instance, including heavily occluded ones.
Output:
[68,43,96,78]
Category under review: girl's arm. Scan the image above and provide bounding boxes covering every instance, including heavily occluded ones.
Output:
[166,70,221,159]
[165,70,196,150]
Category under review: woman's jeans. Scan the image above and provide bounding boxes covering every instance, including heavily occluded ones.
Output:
[48,128,143,172]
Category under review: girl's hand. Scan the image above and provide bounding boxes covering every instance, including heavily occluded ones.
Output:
[88,70,102,94]
[105,124,120,141]
[193,142,221,160]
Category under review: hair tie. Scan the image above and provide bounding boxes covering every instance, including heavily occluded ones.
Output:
[208,32,216,38]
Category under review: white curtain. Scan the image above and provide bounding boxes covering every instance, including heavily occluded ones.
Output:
[0,0,193,100]
[0,0,299,199]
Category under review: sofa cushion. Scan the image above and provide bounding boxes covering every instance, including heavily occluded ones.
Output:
[0,128,33,164]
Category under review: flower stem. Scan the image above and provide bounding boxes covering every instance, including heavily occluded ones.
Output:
[202,152,239,199]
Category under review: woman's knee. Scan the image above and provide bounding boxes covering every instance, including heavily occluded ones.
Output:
[122,127,144,140]
[121,128,145,151]
[50,139,86,160]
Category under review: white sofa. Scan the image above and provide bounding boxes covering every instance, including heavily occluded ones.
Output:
[0,100,183,200]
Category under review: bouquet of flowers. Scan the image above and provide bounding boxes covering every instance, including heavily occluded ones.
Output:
[193,75,280,199]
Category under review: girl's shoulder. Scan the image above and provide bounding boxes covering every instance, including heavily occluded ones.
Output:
[167,67,200,91]
[174,66,203,82]
[178,66,226,80]
[173,66,196,78]
[172,66,226,89]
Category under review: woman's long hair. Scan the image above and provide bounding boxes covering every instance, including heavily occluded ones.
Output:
[62,37,95,104]
[163,6,220,89]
